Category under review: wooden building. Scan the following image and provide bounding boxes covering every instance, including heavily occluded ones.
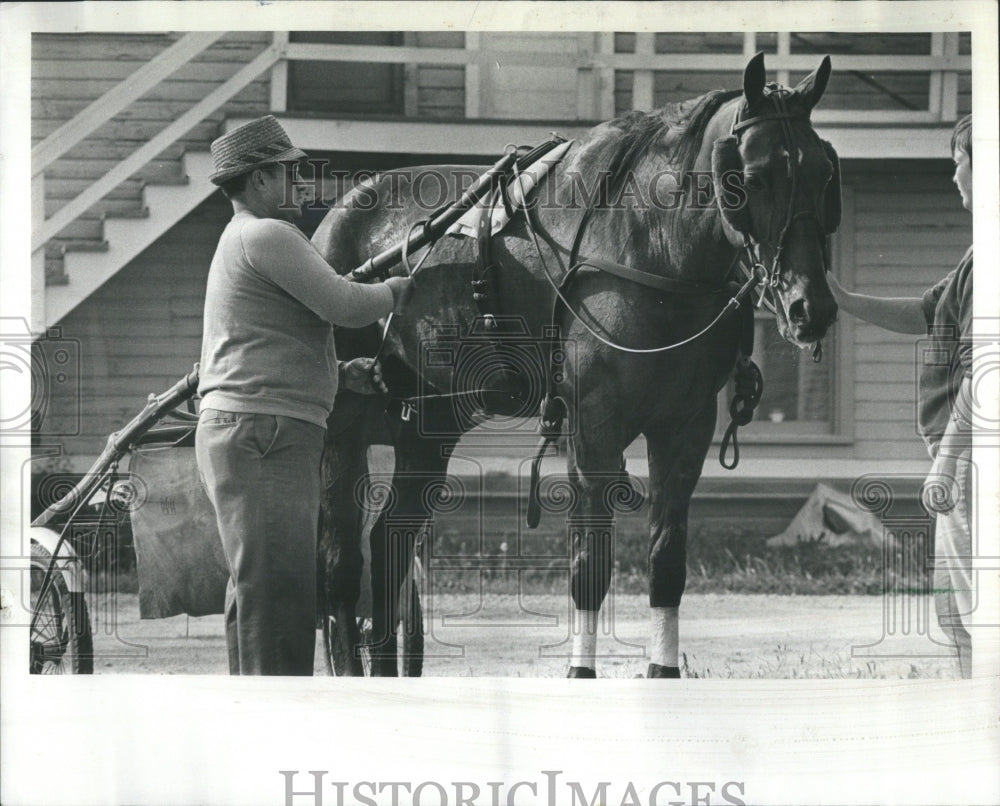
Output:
[31,31,972,500]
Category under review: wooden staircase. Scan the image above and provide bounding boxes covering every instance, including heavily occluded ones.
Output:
[44,150,216,326]
[32,31,279,332]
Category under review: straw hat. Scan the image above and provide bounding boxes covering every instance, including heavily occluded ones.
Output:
[209,115,307,185]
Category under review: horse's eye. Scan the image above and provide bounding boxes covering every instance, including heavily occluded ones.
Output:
[745,174,764,192]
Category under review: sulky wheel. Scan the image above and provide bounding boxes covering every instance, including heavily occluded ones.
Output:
[30,541,94,674]
[325,577,423,677]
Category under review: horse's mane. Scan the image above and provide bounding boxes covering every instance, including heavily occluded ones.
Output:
[601,88,743,199]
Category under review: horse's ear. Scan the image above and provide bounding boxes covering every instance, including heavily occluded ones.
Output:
[794,55,832,112]
[712,136,752,234]
[819,139,842,234]
[743,52,767,107]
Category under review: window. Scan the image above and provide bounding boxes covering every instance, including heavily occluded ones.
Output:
[287,32,404,115]
[715,236,853,442]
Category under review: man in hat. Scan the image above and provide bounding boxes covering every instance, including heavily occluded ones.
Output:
[196,115,411,675]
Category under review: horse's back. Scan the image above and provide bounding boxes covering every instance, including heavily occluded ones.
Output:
[312,164,490,274]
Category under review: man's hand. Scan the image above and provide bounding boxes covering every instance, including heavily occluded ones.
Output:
[340,357,388,395]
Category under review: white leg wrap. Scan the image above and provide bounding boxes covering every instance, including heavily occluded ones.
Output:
[570,609,599,668]
[650,607,679,667]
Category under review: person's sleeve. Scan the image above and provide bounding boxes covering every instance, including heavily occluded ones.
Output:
[920,270,954,330]
[957,251,973,377]
[240,219,394,327]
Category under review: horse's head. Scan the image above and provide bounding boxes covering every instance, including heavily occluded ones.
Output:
[712,53,841,345]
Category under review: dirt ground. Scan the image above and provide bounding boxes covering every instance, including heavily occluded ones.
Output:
[89,592,959,678]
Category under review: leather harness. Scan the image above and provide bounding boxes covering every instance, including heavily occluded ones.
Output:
[364,89,829,523]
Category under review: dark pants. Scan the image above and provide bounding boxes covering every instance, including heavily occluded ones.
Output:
[196,409,325,675]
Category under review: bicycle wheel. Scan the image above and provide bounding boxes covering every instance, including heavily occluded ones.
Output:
[30,541,94,674]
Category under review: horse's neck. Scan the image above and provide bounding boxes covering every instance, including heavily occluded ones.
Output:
[674,96,746,264]
[644,97,744,279]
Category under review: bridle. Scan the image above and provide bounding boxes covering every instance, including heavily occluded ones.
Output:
[729,84,831,334]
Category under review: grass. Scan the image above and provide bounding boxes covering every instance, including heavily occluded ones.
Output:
[425,520,931,597]
[66,506,932,598]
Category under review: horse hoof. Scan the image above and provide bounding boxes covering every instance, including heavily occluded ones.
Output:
[567,666,597,679]
[647,663,681,678]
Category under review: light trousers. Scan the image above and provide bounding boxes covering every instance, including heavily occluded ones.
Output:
[933,453,974,679]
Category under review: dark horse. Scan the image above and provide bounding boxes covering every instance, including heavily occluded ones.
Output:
[313,53,841,677]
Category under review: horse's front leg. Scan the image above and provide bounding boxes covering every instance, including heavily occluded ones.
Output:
[643,403,716,678]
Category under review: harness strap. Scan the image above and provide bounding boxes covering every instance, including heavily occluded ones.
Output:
[472,187,502,324]
[731,110,801,133]
[575,256,724,296]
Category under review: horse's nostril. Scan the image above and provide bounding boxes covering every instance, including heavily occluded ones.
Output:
[788,299,808,324]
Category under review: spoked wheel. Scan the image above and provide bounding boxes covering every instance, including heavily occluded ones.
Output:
[30,541,94,674]
[325,578,424,677]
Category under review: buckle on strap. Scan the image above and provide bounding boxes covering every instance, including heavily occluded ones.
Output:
[400,401,417,422]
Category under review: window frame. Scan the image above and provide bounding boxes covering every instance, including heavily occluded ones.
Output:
[712,185,856,446]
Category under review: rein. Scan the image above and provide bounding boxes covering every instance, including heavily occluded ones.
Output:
[518,160,760,357]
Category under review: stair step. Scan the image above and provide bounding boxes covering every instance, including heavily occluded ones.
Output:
[46,198,149,219]
[53,218,104,241]
[54,239,110,254]
[105,206,150,220]
[44,151,216,319]
[33,126,220,157]
[48,164,191,184]
[44,157,183,180]
[46,185,144,203]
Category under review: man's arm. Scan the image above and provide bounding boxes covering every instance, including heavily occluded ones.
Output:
[242,219,402,327]
[827,274,926,334]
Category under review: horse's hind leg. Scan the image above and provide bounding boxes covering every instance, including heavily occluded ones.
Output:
[368,400,460,677]
[318,399,374,676]
[643,403,717,679]
[565,430,631,678]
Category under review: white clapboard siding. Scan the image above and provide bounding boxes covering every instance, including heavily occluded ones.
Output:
[414,32,465,118]
[477,33,581,119]
[33,31,271,290]
[848,162,971,461]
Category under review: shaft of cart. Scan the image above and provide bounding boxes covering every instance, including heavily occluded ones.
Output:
[29,365,200,638]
